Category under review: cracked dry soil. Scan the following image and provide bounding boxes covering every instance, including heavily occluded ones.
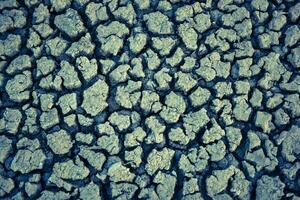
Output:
[0,0,300,199]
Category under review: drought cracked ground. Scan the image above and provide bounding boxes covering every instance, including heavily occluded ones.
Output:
[0,0,299,199]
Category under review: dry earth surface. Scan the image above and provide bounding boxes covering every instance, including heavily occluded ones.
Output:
[0,0,300,199]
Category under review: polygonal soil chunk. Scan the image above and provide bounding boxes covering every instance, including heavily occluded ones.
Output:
[57,61,82,89]
[0,108,22,134]
[159,92,186,124]
[206,140,226,161]
[202,119,225,144]
[140,90,162,114]
[125,146,143,167]
[124,127,146,148]
[206,165,250,198]
[0,9,26,33]
[168,127,190,146]
[0,136,12,163]
[175,72,197,93]
[79,182,102,200]
[57,93,77,115]
[145,116,166,144]
[143,11,173,35]
[113,3,136,25]
[85,2,108,25]
[10,138,46,173]
[40,108,59,130]
[45,37,68,57]
[115,80,142,109]
[6,55,31,75]
[145,147,175,175]
[96,21,129,56]
[255,111,275,133]
[66,33,95,59]
[183,108,210,138]
[276,125,300,162]
[48,158,90,192]
[189,87,211,107]
[107,162,135,182]
[256,175,285,200]
[153,171,177,200]
[38,191,70,200]
[47,129,73,155]
[0,34,21,57]
[179,146,209,177]
[54,8,86,38]
[97,122,120,155]
[0,175,14,197]
[129,33,147,54]
[5,71,32,102]
[78,146,106,171]
[75,56,98,81]
[39,93,55,111]
[151,37,176,56]
[81,79,109,116]
[36,56,56,77]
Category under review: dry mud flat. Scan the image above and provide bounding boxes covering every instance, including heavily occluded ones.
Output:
[0,0,300,199]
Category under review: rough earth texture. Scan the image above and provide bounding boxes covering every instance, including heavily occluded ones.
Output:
[0,0,299,199]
